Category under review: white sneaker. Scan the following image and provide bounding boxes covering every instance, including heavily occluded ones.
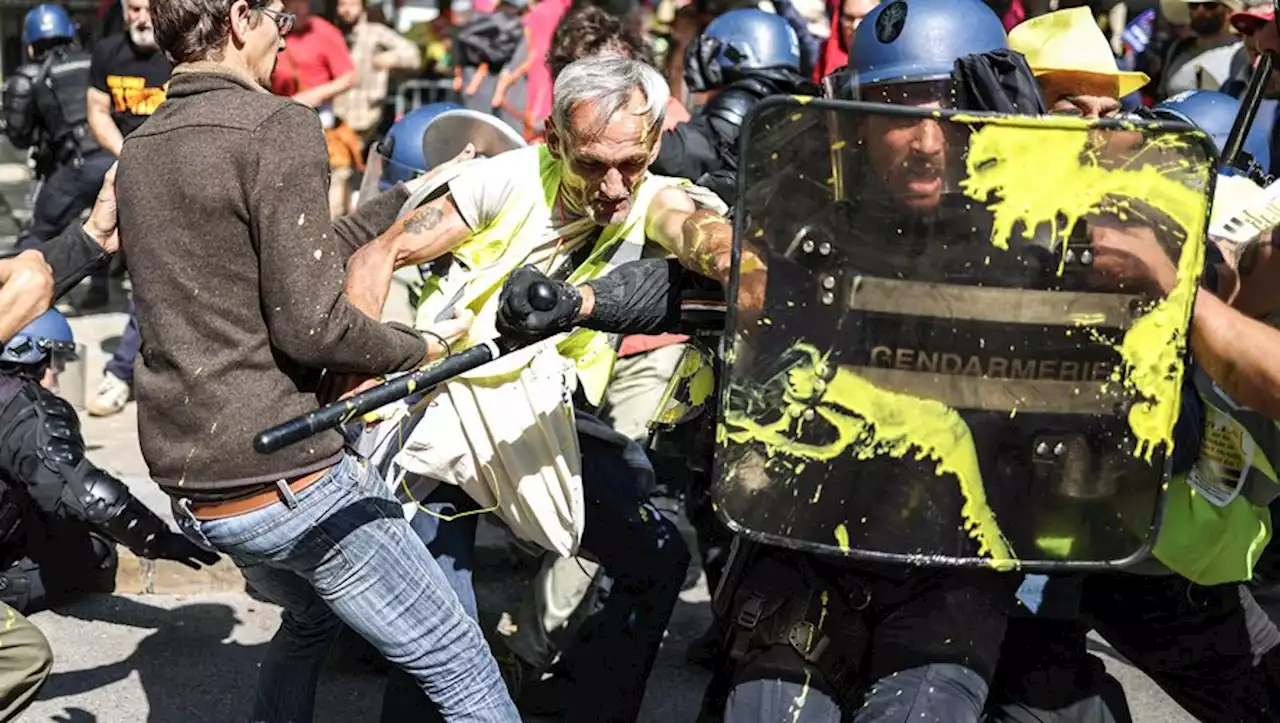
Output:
[87,372,131,417]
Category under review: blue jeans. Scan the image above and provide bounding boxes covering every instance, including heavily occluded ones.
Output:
[104,298,141,384]
[171,452,518,723]
[380,434,691,723]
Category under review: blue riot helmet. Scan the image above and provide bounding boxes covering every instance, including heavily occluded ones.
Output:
[1152,90,1274,183]
[361,102,465,201]
[684,9,801,93]
[22,4,76,49]
[842,0,1008,101]
[357,102,526,207]
[1,309,76,367]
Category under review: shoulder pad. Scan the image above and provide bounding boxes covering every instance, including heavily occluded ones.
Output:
[13,63,41,81]
[4,69,35,94]
[20,383,84,472]
[703,86,766,130]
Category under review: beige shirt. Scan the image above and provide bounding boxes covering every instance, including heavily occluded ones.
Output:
[334,18,422,133]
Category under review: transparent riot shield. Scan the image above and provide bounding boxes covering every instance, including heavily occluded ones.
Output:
[714,97,1216,570]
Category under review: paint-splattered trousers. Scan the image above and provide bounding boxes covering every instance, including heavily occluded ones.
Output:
[0,602,52,722]
[172,452,518,723]
[719,556,1023,723]
[379,432,691,722]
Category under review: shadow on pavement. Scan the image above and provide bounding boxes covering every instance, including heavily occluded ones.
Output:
[37,595,384,723]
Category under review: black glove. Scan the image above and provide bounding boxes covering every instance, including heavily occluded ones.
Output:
[582,258,685,334]
[496,265,584,342]
[141,530,221,570]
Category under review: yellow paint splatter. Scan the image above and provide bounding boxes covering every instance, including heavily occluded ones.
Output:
[725,344,1017,569]
[789,669,812,723]
[958,116,1210,463]
[834,522,850,553]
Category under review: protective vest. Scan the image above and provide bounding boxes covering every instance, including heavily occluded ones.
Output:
[24,48,100,162]
[413,143,697,405]
[1153,367,1279,585]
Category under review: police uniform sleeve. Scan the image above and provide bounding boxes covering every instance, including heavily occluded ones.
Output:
[38,224,110,300]
[1,68,38,150]
[652,116,722,183]
[0,383,217,568]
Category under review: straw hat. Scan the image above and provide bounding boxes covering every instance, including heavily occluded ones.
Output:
[1009,7,1152,98]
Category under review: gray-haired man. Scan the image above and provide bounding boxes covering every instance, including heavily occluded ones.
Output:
[352,56,748,720]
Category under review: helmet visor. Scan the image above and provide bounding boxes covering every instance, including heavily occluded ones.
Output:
[840,77,958,108]
[357,145,429,209]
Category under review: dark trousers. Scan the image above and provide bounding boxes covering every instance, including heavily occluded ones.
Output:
[723,562,1022,723]
[1084,574,1280,722]
[17,151,114,294]
[103,298,141,384]
[990,573,1280,723]
[380,433,691,723]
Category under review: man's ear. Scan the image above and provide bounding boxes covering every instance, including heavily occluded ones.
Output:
[545,118,562,159]
[229,0,253,46]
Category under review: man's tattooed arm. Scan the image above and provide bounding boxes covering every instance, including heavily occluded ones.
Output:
[344,194,472,319]
[404,205,445,235]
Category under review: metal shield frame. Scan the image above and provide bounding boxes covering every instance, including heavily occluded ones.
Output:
[713,95,1218,571]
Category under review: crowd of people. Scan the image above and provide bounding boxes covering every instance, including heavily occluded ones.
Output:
[4,0,1280,722]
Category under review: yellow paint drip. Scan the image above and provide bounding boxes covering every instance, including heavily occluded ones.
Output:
[834,523,850,553]
[724,344,1017,568]
[958,117,1209,463]
[789,669,812,723]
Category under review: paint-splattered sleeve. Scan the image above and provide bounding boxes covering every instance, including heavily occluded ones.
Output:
[249,104,427,374]
[330,182,412,259]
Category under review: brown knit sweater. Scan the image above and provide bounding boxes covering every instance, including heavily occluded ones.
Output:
[117,64,427,498]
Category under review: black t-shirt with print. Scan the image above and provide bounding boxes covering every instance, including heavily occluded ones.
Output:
[89,33,172,137]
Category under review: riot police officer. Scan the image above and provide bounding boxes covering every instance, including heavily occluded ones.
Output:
[0,309,218,718]
[652,8,821,204]
[4,4,116,310]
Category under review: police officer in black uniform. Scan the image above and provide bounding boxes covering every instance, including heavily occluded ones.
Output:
[4,4,117,309]
[0,310,217,578]
[0,302,216,716]
[652,7,820,205]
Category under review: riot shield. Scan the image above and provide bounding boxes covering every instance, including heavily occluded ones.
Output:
[714,97,1216,570]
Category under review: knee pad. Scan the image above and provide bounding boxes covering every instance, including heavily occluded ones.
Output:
[723,551,867,703]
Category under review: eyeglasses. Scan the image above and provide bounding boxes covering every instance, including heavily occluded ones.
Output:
[258,7,295,35]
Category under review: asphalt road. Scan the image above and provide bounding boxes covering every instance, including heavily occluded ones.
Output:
[14,589,1195,723]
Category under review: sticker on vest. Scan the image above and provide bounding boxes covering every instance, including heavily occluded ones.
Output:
[1187,408,1255,507]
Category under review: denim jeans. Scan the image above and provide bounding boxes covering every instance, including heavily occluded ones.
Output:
[379,433,691,723]
[171,452,518,723]
[104,299,142,384]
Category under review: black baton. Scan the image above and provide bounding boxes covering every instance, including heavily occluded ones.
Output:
[1222,52,1275,169]
[253,280,561,455]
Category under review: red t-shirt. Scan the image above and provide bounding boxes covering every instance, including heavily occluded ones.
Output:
[270,16,354,97]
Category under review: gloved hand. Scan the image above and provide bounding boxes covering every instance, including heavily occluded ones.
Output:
[496,265,583,342]
[581,258,685,334]
[137,530,221,570]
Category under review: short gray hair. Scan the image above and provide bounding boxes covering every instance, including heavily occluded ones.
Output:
[552,56,669,145]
